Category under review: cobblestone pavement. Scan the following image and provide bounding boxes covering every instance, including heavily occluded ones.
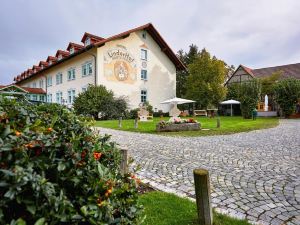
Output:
[97,120,300,225]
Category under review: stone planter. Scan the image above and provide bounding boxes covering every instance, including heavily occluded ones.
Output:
[156,122,201,132]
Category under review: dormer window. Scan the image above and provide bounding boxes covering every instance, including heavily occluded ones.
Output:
[85,37,91,46]
[58,55,62,60]
[49,61,52,65]
[41,65,44,69]
[33,69,36,73]
[70,47,75,54]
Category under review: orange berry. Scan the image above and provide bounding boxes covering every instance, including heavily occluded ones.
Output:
[15,131,21,136]
[47,127,53,132]
[93,152,102,160]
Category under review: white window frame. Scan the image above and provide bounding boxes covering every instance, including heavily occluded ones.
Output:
[68,68,76,81]
[47,76,52,87]
[141,69,147,80]
[141,89,147,103]
[70,47,75,54]
[58,55,62,60]
[39,79,44,88]
[47,94,52,103]
[56,73,63,85]
[68,89,76,104]
[85,37,91,46]
[141,49,147,60]
[32,82,36,88]
[56,91,63,104]
[82,62,93,77]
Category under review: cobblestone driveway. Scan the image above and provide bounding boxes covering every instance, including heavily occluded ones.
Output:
[97,120,300,225]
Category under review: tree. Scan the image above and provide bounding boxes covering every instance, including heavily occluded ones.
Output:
[260,71,281,96]
[273,78,300,117]
[239,79,261,119]
[185,49,227,109]
[73,85,128,120]
[176,44,200,97]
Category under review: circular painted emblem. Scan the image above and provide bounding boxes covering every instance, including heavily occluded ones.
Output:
[142,61,147,68]
[114,61,129,81]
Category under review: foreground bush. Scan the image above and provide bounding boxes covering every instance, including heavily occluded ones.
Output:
[0,98,142,224]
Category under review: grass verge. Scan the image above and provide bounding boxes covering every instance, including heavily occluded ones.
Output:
[139,191,251,225]
[95,116,279,137]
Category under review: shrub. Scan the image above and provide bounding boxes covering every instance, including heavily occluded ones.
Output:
[273,78,300,117]
[73,85,128,120]
[0,98,143,224]
[239,80,261,119]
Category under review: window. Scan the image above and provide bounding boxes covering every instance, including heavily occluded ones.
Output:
[32,95,37,101]
[85,37,91,46]
[47,76,52,87]
[49,61,52,65]
[82,86,88,92]
[47,94,52,103]
[41,65,44,69]
[39,79,44,88]
[82,62,93,76]
[32,82,36,88]
[39,95,45,102]
[58,55,62,60]
[141,70,147,80]
[141,90,147,103]
[70,47,75,54]
[56,73,63,85]
[142,31,147,39]
[141,49,147,60]
[56,92,63,104]
[68,68,76,80]
[68,89,76,104]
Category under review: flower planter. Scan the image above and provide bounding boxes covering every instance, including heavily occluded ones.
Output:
[156,122,201,132]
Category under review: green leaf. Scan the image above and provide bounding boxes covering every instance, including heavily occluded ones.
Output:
[0,181,9,187]
[57,162,66,171]
[15,218,26,225]
[0,169,14,176]
[80,206,88,216]
[34,218,46,225]
[26,205,36,215]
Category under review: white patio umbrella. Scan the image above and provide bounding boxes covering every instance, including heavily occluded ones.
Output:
[160,97,196,105]
[220,99,240,116]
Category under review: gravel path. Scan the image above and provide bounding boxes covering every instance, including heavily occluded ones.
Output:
[97,119,300,225]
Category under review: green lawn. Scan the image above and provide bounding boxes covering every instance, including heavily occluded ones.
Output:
[95,116,278,136]
[139,191,251,225]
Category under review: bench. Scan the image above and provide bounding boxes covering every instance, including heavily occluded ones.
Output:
[194,110,207,117]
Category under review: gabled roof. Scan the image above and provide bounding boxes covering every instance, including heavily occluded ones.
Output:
[94,23,186,70]
[39,61,48,67]
[0,84,46,94]
[46,56,57,63]
[66,42,84,51]
[252,63,300,79]
[81,32,105,43]
[240,65,254,77]
[14,23,186,84]
[55,50,70,58]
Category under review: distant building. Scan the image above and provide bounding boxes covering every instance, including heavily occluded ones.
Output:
[226,63,300,85]
[11,23,185,112]
[0,84,45,102]
[226,63,300,116]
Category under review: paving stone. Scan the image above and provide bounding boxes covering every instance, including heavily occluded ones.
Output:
[97,119,300,225]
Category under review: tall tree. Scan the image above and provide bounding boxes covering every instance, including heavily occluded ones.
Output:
[185,49,227,108]
[176,44,200,97]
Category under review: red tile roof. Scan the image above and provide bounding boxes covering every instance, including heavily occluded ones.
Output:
[66,42,84,51]
[55,50,70,58]
[14,23,186,84]
[81,32,105,43]
[39,61,48,67]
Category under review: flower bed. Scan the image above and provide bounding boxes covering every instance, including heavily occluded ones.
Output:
[156,118,201,132]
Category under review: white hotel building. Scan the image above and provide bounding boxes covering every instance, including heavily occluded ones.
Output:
[12,23,185,112]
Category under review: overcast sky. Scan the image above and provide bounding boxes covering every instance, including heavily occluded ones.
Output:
[1,0,299,85]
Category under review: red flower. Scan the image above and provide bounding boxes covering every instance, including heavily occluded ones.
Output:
[93,152,102,160]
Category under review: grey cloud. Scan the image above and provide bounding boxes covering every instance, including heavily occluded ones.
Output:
[0,0,299,84]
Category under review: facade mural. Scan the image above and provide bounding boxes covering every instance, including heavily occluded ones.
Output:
[103,46,137,84]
